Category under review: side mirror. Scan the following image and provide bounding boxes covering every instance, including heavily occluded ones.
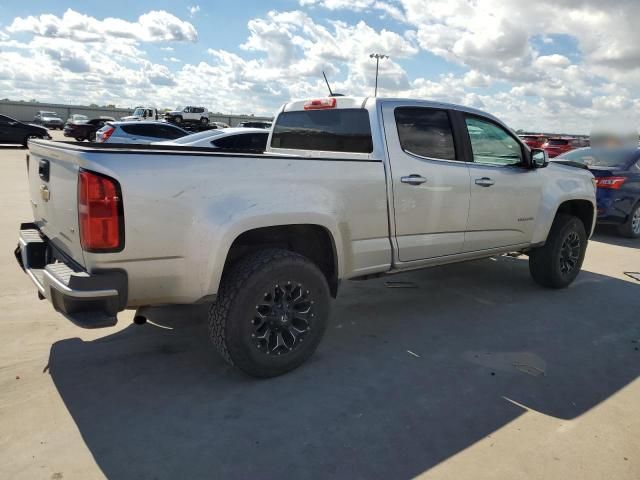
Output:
[531,148,549,168]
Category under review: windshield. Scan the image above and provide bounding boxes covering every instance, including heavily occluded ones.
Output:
[556,148,636,168]
[169,129,225,144]
[132,108,145,116]
[547,139,568,146]
[43,111,59,117]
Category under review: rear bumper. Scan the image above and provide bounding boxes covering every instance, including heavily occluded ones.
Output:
[15,223,127,328]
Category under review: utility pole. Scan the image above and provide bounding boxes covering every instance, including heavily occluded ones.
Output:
[369,53,389,97]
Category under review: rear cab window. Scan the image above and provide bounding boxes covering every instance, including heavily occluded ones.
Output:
[271,106,373,155]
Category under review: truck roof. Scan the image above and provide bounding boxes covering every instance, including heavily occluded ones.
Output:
[281,96,504,125]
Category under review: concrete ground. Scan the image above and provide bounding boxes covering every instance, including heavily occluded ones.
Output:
[0,132,638,480]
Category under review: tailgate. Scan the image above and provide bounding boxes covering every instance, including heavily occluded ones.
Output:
[28,141,85,266]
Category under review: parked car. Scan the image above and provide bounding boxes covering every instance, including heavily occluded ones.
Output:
[165,106,209,125]
[64,117,115,142]
[34,111,64,129]
[237,120,272,129]
[16,96,596,378]
[66,114,88,125]
[95,121,188,144]
[542,137,588,158]
[152,127,268,151]
[519,134,548,149]
[212,121,230,129]
[120,106,161,122]
[0,114,50,146]
[554,147,640,237]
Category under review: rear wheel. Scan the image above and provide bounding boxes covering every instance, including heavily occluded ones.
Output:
[201,117,209,125]
[529,214,587,288]
[209,249,330,378]
[617,202,640,238]
[75,137,84,142]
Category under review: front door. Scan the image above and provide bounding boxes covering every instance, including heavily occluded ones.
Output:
[382,102,471,262]
[460,114,545,252]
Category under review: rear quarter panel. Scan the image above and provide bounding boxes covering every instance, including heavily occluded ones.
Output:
[76,151,391,306]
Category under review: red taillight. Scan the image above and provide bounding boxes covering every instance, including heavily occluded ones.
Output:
[98,126,115,142]
[78,170,124,252]
[595,176,627,189]
[303,98,337,110]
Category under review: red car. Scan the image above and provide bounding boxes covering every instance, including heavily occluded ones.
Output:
[519,134,548,149]
[542,137,588,158]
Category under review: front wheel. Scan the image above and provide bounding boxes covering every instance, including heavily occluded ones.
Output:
[209,249,330,378]
[75,137,84,142]
[529,214,587,288]
[174,116,182,124]
[617,202,640,238]
[201,117,209,125]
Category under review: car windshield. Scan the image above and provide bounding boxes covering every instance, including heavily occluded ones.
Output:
[132,108,145,116]
[556,148,636,168]
[169,129,225,144]
[547,139,568,146]
[43,112,59,117]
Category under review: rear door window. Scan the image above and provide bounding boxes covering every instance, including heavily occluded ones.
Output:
[271,109,373,153]
[394,107,457,160]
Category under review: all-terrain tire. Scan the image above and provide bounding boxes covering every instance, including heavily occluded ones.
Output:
[529,213,587,288]
[208,249,330,378]
[174,116,183,123]
[201,117,209,125]
[617,202,640,239]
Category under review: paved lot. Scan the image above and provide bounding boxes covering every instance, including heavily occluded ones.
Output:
[0,133,639,479]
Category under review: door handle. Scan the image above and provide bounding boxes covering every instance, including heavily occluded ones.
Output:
[475,177,495,187]
[401,174,427,185]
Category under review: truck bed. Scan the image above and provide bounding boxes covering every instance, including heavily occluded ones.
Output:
[26,139,391,306]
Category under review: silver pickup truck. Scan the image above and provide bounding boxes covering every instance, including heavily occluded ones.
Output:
[16,96,596,377]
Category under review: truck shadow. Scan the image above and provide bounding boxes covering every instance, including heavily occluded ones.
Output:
[47,256,640,480]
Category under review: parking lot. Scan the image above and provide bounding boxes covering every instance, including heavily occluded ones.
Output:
[0,133,638,479]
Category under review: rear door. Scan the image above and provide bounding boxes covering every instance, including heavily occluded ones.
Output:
[459,113,544,252]
[383,102,471,261]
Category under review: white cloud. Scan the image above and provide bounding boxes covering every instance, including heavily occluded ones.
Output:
[7,8,197,43]
[188,5,200,17]
[1,3,640,133]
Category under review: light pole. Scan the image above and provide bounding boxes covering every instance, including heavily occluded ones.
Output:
[369,53,388,97]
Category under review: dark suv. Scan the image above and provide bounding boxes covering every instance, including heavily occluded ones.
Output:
[34,111,65,130]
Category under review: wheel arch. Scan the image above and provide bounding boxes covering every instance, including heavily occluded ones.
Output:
[555,199,595,235]
[215,223,341,298]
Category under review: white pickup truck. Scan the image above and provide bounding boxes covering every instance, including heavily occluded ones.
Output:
[16,96,596,377]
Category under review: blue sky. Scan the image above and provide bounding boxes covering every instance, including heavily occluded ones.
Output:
[0,1,638,133]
